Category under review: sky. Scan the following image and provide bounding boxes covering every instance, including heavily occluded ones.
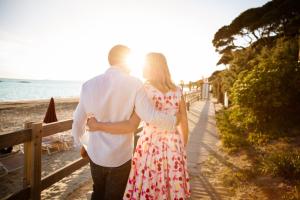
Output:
[0,0,270,83]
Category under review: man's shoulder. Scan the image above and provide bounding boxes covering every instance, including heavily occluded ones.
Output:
[82,74,104,90]
[126,75,143,87]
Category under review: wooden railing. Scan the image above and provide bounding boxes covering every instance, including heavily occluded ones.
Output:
[0,120,142,200]
[184,90,202,111]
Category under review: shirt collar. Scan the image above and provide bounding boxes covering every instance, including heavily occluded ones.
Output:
[106,66,129,74]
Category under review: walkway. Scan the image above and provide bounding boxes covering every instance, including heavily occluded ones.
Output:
[187,100,229,199]
[67,99,230,199]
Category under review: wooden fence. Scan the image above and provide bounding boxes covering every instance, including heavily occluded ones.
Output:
[184,90,202,111]
[1,120,83,200]
[0,119,141,200]
[0,90,201,200]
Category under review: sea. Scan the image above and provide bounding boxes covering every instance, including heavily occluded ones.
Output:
[0,78,83,102]
[0,78,195,102]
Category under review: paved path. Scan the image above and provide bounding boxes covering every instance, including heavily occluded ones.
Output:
[187,100,229,200]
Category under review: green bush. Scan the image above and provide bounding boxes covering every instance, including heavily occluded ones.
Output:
[247,132,272,146]
[221,134,248,152]
[215,38,300,149]
[216,109,248,152]
[231,37,300,132]
[227,106,258,132]
[260,150,300,180]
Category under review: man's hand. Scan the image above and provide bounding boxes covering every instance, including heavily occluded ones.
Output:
[86,117,99,131]
[80,146,88,159]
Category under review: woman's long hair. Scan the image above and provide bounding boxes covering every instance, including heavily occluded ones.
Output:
[144,52,177,91]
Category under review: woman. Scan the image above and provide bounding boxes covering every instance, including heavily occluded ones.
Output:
[87,52,190,199]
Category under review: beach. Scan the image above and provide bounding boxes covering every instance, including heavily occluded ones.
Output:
[0,98,93,199]
[0,98,78,133]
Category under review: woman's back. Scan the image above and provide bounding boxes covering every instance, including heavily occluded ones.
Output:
[144,83,180,116]
[123,83,190,199]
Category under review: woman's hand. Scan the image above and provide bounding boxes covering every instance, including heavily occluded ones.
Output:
[183,134,188,147]
[177,96,189,148]
[87,117,100,131]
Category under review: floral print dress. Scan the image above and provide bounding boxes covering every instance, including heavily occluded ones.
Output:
[124,84,191,200]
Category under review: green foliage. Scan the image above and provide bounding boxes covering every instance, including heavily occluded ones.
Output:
[260,150,300,180]
[247,132,272,146]
[227,106,257,131]
[210,70,225,103]
[213,0,300,64]
[211,0,300,188]
[221,167,256,189]
[231,38,300,131]
[214,37,300,149]
[216,109,248,152]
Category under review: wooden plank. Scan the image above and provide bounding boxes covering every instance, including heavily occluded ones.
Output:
[23,122,33,188]
[4,187,30,200]
[0,129,31,149]
[42,119,73,137]
[41,158,89,191]
[30,123,42,200]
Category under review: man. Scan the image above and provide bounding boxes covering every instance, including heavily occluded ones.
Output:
[72,44,177,200]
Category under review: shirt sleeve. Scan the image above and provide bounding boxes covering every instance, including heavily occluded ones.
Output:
[134,86,176,130]
[71,86,88,147]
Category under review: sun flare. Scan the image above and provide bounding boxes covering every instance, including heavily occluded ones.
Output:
[126,51,146,79]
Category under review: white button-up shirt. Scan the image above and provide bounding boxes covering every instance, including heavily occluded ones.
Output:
[72,67,176,167]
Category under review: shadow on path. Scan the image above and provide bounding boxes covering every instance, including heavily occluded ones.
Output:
[187,100,234,200]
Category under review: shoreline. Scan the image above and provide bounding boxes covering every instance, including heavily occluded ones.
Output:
[0,97,79,109]
[0,97,79,105]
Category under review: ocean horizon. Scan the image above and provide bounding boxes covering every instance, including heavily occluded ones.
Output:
[0,77,192,102]
[0,78,83,102]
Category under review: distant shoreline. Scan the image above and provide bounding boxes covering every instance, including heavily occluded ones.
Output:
[0,97,79,110]
[0,78,82,102]
[0,77,83,83]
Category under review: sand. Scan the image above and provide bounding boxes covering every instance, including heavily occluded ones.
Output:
[0,98,78,133]
[0,98,93,199]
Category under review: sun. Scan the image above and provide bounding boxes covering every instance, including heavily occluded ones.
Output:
[126,51,146,79]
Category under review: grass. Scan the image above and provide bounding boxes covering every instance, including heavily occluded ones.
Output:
[215,108,300,199]
[260,150,300,180]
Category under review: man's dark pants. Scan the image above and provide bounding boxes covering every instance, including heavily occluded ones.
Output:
[89,159,131,200]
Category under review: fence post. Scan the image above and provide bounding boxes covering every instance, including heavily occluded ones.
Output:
[23,122,33,189]
[30,122,43,200]
[186,102,190,111]
[224,91,229,108]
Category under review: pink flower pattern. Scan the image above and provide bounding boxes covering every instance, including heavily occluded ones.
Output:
[124,84,191,200]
